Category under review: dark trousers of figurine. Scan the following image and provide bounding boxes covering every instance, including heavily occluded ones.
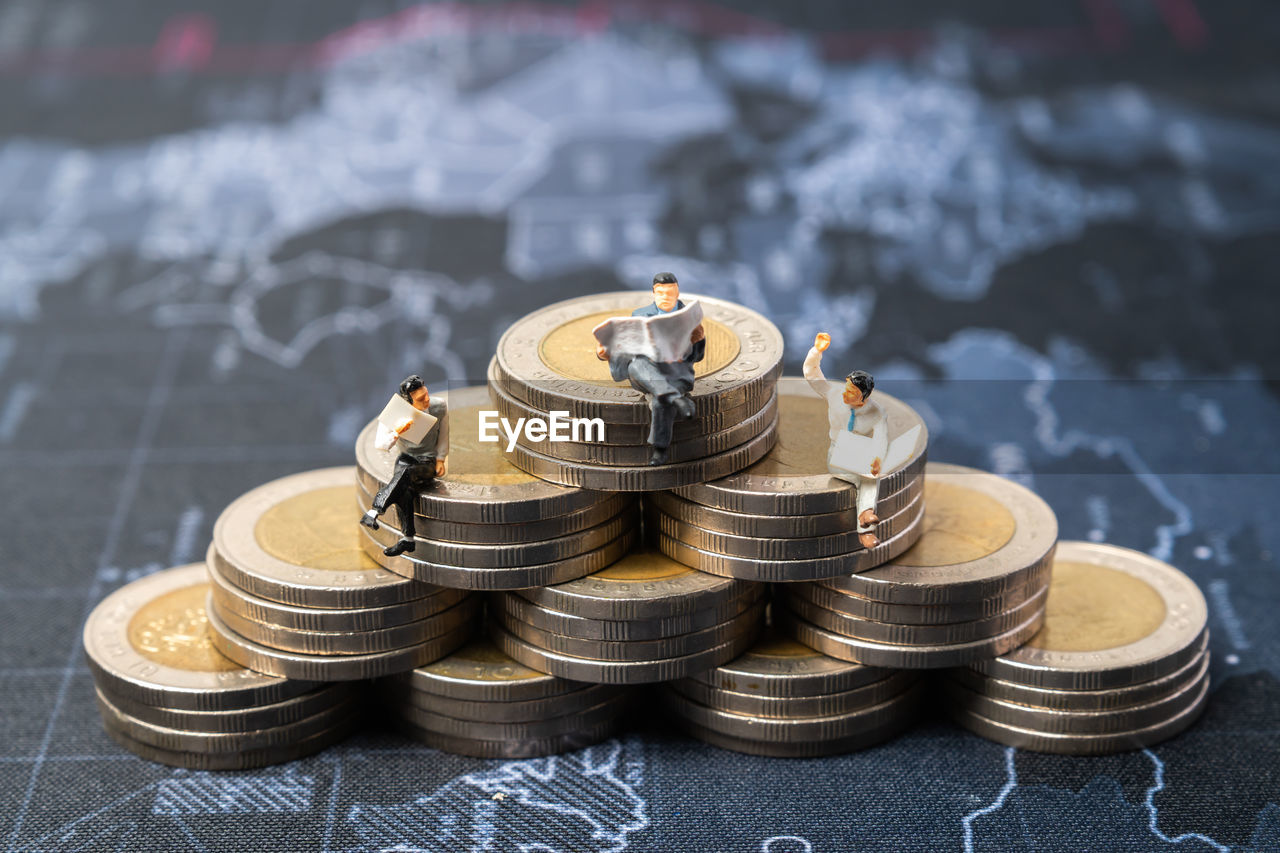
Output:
[611,355,696,465]
[363,453,436,557]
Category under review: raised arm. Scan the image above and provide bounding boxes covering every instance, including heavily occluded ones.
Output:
[803,332,832,398]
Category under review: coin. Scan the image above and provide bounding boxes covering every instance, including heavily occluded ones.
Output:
[494,587,765,641]
[82,564,317,712]
[671,670,919,718]
[366,526,638,590]
[513,547,756,621]
[395,715,621,759]
[395,693,630,741]
[645,490,923,560]
[648,475,923,539]
[688,630,896,697]
[947,675,1210,756]
[492,292,784,421]
[653,504,925,582]
[506,417,778,491]
[354,385,615,524]
[213,467,437,608]
[206,600,474,680]
[672,379,928,516]
[387,682,624,723]
[102,684,354,733]
[821,463,1058,605]
[776,602,1045,669]
[103,717,357,769]
[495,600,765,662]
[969,541,1209,690]
[491,619,761,684]
[389,639,588,702]
[671,714,914,758]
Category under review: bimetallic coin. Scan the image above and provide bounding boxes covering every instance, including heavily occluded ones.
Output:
[646,490,922,560]
[354,386,613,524]
[210,595,479,656]
[672,714,914,758]
[948,676,1210,756]
[689,630,895,697]
[391,640,585,703]
[971,541,1210,690]
[82,564,315,712]
[361,504,639,568]
[494,587,764,642]
[491,619,761,684]
[207,555,469,631]
[514,547,756,621]
[778,583,1049,646]
[206,601,473,681]
[387,682,624,723]
[103,684,353,734]
[103,717,356,770]
[212,468,435,608]
[673,380,928,516]
[648,475,922,539]
[506,417,778,491]
[396,693,630,741]
[366,527,638,590]
[493,292,784,421]
[496,600,766,662]
[653,504,924,582]
[822,463,1058,604]
[396,715,621,759]
[776,603,1045,669]
[671,670,919,719]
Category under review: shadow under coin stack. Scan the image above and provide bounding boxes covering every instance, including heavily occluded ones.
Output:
[84,565,358,769]
[491,548,765,683]
[659,629,924,757]
[776,463,1057,668]
[649,380,929,581]
[379,639,631,757]
[943,541,1211,755]
[205,468,479,680]
[488,293,783,491]
[356,386,639,589]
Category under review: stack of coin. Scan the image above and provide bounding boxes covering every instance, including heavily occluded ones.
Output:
[489,292,784,490]
[775,463,1057,668]
[85,564,359,769]
[379,639,631,757]
[490,548,765,683]
[660,630,924,757]
[356,386,639,588]
[207,468,480,680]
[648,379,928,581]
[943,541,1210,755]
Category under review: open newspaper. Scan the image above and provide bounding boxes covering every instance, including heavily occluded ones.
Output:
[376,394,437,445]
[829,424,923,480]
[592,300,704,364]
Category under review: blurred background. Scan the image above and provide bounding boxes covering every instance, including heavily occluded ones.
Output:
[1,1,1278,851]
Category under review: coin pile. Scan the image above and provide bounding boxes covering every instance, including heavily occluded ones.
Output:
[488,292,784,490]
[490,548,765,683]
[379,639,631,758]
[356,386,639,589]
[660,630,924,757]
[85,564,358,769]
[943,541,1210,755]
[775,463,1057,668]
[206,467,480,680]
[649,379,928,581]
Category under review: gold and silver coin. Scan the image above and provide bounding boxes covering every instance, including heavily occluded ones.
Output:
[488,292,784,490]
[775,463,1056,667]
[381,639,629,757]
[943,541,1211,755]
[661,631,924,757]
[84,564,358,768]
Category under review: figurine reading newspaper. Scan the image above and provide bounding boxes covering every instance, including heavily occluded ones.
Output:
[375,393,438,450]
[592,300,704,365]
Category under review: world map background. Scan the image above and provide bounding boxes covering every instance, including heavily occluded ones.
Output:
[0,1,1277,850]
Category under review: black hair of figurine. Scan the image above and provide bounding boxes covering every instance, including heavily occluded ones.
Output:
[398,374,426,401]
[845,370,874,398]
[652,271,678,286]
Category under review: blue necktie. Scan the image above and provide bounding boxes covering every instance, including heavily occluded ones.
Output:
[847,409,857,432]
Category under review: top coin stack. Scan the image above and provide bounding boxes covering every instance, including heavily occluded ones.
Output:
[489,292,784,490]
[356,387,640,589]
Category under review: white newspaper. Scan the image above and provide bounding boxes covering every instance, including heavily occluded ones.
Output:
[828,425,922,480]
[377,394,437,445]
[592,300,704,364]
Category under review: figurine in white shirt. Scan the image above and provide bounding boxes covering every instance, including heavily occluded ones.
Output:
[803,332,887,549]
[360,375,449,557]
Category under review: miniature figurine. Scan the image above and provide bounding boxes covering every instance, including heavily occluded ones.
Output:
[360,375,449,557]
[803,333,900,549]
[594,272,706,465]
